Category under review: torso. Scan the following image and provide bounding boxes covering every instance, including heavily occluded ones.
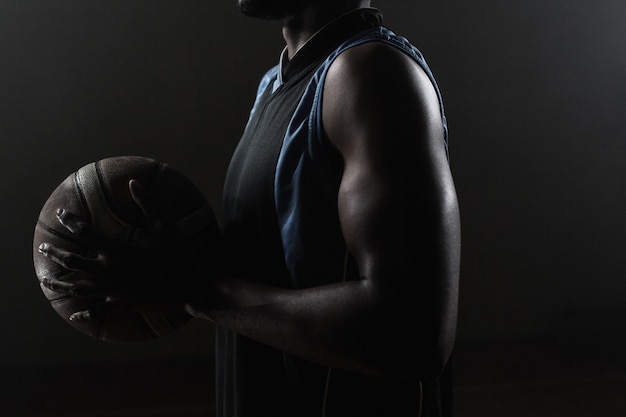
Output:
[218,8,450,417]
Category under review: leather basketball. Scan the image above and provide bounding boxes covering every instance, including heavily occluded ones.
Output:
[33,156,219,342]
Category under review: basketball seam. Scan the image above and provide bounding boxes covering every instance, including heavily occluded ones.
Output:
[132,159,163,242]
[70,164,108,341]
[36,220,84,248]
[94,161,120,234]
[49,295,73,304]
[74,170,92,225]
[94,160,110,210]
[37,267,72,280]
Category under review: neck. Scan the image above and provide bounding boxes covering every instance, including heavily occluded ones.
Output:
[281,2,370,59]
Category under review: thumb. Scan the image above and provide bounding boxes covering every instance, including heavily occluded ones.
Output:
[128,179,159,227]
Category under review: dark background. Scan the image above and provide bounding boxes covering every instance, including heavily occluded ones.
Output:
[1,1,625,416]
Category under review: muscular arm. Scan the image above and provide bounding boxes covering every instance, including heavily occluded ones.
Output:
[190,42,460,380]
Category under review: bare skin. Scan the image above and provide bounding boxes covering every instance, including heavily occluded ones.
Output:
[39,0,460,381]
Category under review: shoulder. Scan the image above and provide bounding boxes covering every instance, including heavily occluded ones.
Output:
[324,40,437,98]
[329,40,420,75]
[322,40,444,153]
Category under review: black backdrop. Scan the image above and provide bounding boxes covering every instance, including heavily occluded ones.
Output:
[2,0,625,371]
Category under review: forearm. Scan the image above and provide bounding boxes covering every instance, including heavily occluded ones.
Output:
[187,274,370,368]
[185,272,453,380]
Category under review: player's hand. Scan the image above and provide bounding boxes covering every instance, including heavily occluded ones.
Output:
[37,179,193,319]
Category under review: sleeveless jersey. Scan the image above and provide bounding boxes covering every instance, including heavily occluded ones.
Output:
[219,8,450,417]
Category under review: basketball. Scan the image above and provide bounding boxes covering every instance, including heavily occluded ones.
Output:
[33,156,219,342]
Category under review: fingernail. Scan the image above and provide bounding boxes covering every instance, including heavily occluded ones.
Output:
[70,312,90,322]
[38,243,49,254]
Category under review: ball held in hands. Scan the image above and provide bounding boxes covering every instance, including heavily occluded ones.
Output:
[33,156,221,343]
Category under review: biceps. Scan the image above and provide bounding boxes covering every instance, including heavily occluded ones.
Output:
[337,153,459,292]
[338,164,413,282]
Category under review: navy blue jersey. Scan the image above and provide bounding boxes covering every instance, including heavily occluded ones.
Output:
[219,8,450,417]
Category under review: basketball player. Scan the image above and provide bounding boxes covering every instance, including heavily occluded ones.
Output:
[39,1,461,416]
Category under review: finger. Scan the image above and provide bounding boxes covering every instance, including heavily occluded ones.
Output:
[129,179,160,227]
[69,298,122,322]
[38,242,101,272]
[39,275,75,294]
[68,310,93,322]
[38,275,101,297]
[55,208,103,247]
